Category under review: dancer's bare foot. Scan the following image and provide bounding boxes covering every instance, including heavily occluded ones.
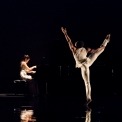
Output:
[86,99,92,105]
[105,34,111,43]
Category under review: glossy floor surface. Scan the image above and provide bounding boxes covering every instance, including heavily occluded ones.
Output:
[0,94,121,122]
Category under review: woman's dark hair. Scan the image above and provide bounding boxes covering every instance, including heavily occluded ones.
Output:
[22,54,30,60]
[75,41,84,48]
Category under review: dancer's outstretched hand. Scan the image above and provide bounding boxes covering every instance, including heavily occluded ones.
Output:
[61,27,67,34]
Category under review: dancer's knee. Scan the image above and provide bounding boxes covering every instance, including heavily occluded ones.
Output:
[85,81,90,86]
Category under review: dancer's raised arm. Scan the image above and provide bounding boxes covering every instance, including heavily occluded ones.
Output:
[61,27,76,53]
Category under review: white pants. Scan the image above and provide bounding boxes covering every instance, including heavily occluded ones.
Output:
[77,39,109,100]
[20,70,32,80]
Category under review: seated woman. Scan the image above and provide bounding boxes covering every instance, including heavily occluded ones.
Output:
[20,54,37,80]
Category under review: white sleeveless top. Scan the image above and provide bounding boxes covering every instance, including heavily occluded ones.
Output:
[20,61,32,80]
[73,47,87,68]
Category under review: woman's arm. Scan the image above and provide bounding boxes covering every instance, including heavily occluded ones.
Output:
[21,62,36,73]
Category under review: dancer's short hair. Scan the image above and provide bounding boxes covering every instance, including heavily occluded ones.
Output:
[75,41,84,48]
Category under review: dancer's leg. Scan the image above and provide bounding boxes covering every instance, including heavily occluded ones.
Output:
[101,37,110,47]
[80,64,91,102]
[85,109,91,122]
[88,38,110,66]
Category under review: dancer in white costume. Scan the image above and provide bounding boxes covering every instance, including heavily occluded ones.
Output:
[20,55,37,80]
[61,27,110,104]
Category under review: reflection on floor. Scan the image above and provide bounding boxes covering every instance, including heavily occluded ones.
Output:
[0,94,122,122]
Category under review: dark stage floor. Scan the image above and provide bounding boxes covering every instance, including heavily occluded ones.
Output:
[0,94,121,122]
